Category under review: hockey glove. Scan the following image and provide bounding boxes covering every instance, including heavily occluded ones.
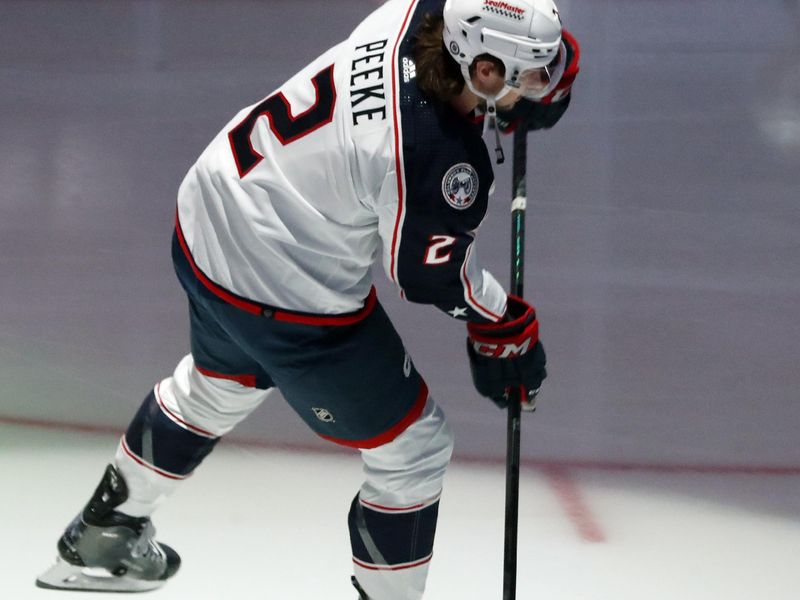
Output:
[466,296,547,410]
[496,30,581,133]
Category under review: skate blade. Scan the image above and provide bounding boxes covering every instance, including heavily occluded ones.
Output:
[36,558,165,593]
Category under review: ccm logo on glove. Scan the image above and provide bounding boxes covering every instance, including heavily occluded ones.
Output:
[466,296,547,408]
[469,323,538,358]
[467,295,539,357]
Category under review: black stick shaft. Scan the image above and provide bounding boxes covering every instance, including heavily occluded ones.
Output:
[511,127,527,297]
[503,400,522,599]
[503,127,528,600]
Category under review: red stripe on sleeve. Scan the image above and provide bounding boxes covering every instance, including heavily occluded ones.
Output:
[388,0,420,284]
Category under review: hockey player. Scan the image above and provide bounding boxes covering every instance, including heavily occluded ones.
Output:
[37,0,579,598]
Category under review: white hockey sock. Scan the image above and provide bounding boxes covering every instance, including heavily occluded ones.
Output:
[112,439,182,517]
[351,397,454,600]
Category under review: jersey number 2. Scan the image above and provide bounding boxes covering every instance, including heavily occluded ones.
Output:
[228,65,336,178]
[424,235,457,265]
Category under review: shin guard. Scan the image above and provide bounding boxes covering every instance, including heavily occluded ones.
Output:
[122,389,220,479]
[348,494,440,600]
[114,390,220,516]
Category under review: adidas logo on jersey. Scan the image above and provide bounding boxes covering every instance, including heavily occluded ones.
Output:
[402,57,417,83]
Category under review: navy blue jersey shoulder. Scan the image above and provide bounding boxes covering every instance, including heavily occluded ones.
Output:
[392,0,497,322]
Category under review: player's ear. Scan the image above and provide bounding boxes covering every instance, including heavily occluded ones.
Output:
[473,58,500,81]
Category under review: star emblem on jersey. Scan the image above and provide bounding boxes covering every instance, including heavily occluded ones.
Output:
[441,163,479,210]
[312,407,335,423]
[448,306,468,318]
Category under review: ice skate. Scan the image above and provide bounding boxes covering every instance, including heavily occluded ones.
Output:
[36,464,180,593]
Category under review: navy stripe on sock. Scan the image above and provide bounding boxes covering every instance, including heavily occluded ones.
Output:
[348,494,440,567]
[124,391,219,476]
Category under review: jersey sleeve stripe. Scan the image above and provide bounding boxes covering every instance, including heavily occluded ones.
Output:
[388,0,421,284]
[460,243,504,322]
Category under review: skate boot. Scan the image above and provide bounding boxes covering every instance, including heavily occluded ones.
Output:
[352,575,371,599]
[36,464,180,592]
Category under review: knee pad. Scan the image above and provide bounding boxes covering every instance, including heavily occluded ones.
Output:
[123,389,220,479]
[348,397,453,600]
[359,397,454,508]
[159,354,273,437]
[114,387,221,517]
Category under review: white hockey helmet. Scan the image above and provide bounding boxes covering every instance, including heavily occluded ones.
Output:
[442,0,565,101]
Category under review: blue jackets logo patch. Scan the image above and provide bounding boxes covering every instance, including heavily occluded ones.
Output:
[442,163,479,210]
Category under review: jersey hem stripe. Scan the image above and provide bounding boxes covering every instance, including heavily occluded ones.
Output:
[272,288,377,326]
[174,213,263,315]
[359,494,440,514]
[317,380,428,449]
[175,213,377,326]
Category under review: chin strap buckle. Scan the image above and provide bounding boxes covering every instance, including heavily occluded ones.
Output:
[483,98,505,165]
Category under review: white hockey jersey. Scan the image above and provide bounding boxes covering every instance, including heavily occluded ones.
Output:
[176,0,507,323]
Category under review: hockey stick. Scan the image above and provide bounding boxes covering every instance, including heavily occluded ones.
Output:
[503,125,528,600]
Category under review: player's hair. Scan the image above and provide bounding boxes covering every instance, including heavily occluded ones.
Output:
[413,12,506,103]
[413,13,464,101]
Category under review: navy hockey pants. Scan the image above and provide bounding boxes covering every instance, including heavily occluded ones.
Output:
[170,231,427,448]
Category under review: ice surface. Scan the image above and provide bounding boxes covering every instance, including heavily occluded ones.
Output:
[5,424,799,600]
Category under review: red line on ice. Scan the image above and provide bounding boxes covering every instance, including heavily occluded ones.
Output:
[542,464,606,543]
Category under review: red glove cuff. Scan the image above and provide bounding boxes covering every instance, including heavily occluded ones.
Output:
[467,296,539,359]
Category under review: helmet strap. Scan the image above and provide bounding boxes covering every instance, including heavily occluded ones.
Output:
[461,64,507,165]
[484,97,505,165]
